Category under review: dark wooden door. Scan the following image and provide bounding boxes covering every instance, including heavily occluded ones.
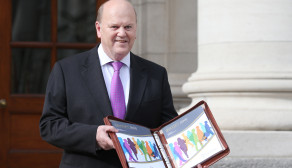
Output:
[0,0,106,167]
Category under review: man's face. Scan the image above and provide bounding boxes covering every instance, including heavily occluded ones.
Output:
[95,2,137,61]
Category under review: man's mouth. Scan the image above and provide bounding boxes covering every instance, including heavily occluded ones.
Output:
[115,40,127,43]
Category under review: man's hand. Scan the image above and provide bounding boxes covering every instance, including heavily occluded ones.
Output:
[197,164,208,168]
[96,125,118,150]
[197,164,203,168]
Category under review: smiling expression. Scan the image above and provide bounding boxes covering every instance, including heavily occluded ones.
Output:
[95,0,137,61]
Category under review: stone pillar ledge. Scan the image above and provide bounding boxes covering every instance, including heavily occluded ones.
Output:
[179,95,292,130]
[213,157,292,168]
[222,130,292,157]
[183,79,292,93]
[214,130,292,167]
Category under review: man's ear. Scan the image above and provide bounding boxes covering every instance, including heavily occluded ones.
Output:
[95,21,102,38]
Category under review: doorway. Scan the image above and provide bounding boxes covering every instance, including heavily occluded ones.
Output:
[0,0,106,167]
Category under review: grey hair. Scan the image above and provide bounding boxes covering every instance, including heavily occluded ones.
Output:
[96,2,105,22]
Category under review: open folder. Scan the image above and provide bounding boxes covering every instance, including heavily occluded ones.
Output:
[104,100,230,168]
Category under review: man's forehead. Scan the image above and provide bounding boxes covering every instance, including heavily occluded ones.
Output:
[101,13,136,24]
[101,0,137,22]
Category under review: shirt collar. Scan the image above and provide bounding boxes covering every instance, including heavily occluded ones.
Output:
[98,44,130,67]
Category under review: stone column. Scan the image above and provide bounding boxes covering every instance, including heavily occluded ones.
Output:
[182,0,292,166]
[130,0,197,110]
[182,0,292,131]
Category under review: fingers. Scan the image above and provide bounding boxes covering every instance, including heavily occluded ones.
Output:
[96,125,119,150]
[196,164,208,168]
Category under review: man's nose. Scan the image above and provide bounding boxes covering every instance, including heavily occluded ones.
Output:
[117,28,126,36]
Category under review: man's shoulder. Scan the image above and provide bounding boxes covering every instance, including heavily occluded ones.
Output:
[57,47,97,67]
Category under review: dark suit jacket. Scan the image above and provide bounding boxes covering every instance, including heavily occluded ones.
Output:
[39,46,177,168]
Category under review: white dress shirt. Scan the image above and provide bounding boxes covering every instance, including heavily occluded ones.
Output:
[98,44,130,108]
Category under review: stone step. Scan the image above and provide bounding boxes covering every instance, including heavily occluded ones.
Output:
[213,157,292,168]
[210,131,292,167]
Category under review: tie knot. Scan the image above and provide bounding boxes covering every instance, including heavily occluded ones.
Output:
[111,62,123,71]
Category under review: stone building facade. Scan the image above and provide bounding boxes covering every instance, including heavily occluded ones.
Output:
[129,0,292,167]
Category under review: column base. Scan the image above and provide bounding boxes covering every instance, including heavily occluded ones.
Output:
[179,92,292,130]
[212,130,292,168]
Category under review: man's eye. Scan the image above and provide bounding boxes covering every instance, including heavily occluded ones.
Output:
[125,26,132,30]
[111,26,118,29]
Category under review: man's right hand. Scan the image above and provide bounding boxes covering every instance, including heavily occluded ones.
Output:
[96,125,118,150]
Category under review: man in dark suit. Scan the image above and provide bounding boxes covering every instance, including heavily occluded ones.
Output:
[39,0,177,167]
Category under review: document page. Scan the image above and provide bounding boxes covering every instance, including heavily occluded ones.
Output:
[110,120,166,168]
[160,105,225,168]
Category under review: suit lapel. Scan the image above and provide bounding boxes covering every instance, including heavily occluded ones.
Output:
[125,53,148,120]
[81,47,113,118]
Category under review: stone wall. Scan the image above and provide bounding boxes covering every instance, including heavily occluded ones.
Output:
[129,0,292,167]
[129,0,197,110]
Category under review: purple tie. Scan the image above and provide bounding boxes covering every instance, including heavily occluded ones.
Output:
[110,62,126,119]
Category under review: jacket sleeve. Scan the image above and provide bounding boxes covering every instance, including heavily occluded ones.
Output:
[39,62,99,156]
[160,68,178,124]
